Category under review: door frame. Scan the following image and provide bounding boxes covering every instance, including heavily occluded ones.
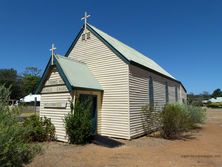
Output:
[74,90,102,135]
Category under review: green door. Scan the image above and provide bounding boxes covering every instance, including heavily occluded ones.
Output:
[79,94,97,134]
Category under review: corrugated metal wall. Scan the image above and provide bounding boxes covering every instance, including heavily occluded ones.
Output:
[68,30,130,139]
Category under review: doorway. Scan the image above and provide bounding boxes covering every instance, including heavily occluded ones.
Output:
[79,94,97,134]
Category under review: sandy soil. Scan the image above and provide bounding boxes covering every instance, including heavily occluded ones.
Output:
[27,108,222,167]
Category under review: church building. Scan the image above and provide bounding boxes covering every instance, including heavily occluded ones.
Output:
[36,13,187,142]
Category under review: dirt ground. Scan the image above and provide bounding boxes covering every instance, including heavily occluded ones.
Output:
[27,108,222,167]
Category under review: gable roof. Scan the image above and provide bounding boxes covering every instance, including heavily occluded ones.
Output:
[65,23,186,92]
[35,55,102,93]
[87,24,175,79]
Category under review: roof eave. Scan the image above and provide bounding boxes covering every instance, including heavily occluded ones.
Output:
[35,59,52,94]
[64,24,129,64]
[35,56,73,94]
[86,24,130,64]
[72,86,103,92]
[130,61,187,92]
[65,27,84,57]
[53,57,73,92]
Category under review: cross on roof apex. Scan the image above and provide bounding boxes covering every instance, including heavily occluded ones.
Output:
[49,43,56,65]
[81,11,91,30]
[50,43,56,55]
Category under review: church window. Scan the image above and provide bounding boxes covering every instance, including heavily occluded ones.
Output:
[175,86,178,102]
[165,81,169,103]
[149,76,154,108]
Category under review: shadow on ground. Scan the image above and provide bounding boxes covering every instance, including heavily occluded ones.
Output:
[167,126,203,141]
[146,125,203,141]
[91,135,124,148]
[176,126,203,141]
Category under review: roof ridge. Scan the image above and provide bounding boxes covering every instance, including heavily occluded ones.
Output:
[87,23,175,79]
[55,54,86,65]
[87,23,156,63]
[87,24,152,60]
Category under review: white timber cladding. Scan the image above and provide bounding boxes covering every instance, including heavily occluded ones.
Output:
[129,65,149,137]
[180,85,187,103]
[68,30,130,139]
[129,64,181,138]
[40,67,72,142]
[168,85,176,103]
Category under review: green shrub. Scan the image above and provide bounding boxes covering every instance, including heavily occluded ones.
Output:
[65,100,92,144]
[160,103,206,139]
[191,100,203,107]
[23,115,55,142]
[0,84,10,105]
[160,103,191,138]
[141,104,161,134]
[207,102,222,108]
[0,85,41,167]
[186,105,206,124]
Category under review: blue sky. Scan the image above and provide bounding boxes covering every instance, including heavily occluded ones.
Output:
[0,0,221,94]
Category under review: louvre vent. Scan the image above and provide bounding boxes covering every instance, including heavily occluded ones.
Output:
[87,32,90,39]
[82,34,85,41]
[82,32,90,41]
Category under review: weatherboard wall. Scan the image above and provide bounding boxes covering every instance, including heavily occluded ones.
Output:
[168,85,176,103]
[40,67,71,142]
[68,30,130,139]
[129,64,181,138]
[180,85,187,103]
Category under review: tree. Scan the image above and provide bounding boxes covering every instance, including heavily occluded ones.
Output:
[22,67,41,95]
[202,91,210,99]
[0,69,24,99]
[187,91,210,106]
[0,84,10,104]
[187,93,194,105]
[23,67,41,77]
[212,89,222,98]
[0,85,41,166]
[0,67,42,100]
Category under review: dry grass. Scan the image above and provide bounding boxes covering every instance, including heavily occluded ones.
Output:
[27,108,222,167]
[20,112,39,117]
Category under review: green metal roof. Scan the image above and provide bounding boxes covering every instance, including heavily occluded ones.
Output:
[54,55,102,90]
[87,24,175,79]
[35,55,102,93]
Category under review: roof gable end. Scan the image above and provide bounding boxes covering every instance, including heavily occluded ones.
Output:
[35,55,102,93]
[64,23,186,92]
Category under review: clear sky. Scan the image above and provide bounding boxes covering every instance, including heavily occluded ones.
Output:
[0,0,221,94]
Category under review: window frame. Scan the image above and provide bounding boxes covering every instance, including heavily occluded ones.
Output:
[165,81,169,103]
[149,76,154,108]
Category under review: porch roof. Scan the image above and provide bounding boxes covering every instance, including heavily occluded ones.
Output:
[35,55,103,93]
